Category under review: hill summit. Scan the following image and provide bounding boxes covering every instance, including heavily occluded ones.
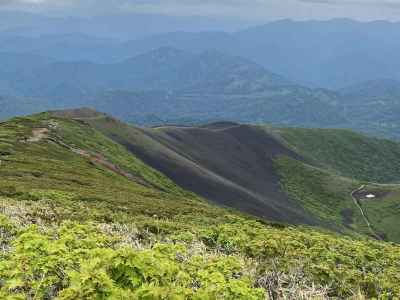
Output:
[0,109,400,298]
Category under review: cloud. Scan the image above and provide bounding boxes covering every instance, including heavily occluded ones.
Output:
[1,0,400,20]
[116,0,400,20]
[0,0,45,4]
[298,0,400,8]
[0,0,51,8]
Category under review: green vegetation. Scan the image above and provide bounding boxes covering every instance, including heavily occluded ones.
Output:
[1,113,400,298]
[0,217,263,300]
[274,156,369,234]
[270,127,400,243]
[0,114,211,222]
[273,155,400,243]
[51,115,187,195]
[273,127,400,183]
[1,203,400,299]
[358,185,400,242]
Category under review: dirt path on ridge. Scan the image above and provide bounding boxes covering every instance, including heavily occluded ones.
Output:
[350,185,382,240]
[27,128,49,142]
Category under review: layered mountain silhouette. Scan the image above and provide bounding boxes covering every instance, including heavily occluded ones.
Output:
[0,47,289,95]
[0,47,345,128]
[4,17,400,88]
[3,46,400,139]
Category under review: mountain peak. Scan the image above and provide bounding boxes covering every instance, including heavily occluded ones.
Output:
[125,46,192,63]
[50,107,107,120]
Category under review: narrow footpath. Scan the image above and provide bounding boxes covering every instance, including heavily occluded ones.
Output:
[350,185,382,240]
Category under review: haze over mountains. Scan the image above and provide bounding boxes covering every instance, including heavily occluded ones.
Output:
[1,46,400,139]
[0,11,248,39]
[2,13,400,139]
[3,13,400,87]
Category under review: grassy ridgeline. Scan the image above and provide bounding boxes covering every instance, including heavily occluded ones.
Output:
[0,113,400,298]
[272,127,400,183]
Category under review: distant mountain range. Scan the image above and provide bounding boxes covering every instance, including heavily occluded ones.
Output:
[0,47,289,94]
[119,19,400,88]
[337,79,400,138]
[3,17,400,139]
[3,17,400,88]
[0,47,345,128]
[2,46,400,139]
[0,11,248,39]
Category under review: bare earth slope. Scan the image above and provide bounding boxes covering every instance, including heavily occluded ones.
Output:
[144,123,308,223]
[53,109,317,225]
[50,108,400,243]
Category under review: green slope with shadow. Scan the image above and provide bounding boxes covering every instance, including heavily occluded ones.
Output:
[1,109,400,298]
[59,110,319,226]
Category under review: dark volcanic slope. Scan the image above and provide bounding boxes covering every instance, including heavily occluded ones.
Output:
[62,111,317,225]
[146,124,302,220]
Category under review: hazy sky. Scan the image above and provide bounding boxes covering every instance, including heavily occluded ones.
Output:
[2,0,400,21]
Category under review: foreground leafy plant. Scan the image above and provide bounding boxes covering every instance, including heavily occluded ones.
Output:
[1,212,399,299]
[0,218,264,299]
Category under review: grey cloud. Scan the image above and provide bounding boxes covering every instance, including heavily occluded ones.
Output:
[298,0,400,8]
[2,0,400,20]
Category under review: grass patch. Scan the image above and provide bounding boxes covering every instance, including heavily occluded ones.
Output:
[274,156,369,234]
[359,185,400,242]
[270,127,400,183]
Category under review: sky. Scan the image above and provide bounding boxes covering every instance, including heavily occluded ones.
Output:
[1,0,400,21]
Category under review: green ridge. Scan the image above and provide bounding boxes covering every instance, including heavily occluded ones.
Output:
[1,112,400,298]
[271,127,400,183]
